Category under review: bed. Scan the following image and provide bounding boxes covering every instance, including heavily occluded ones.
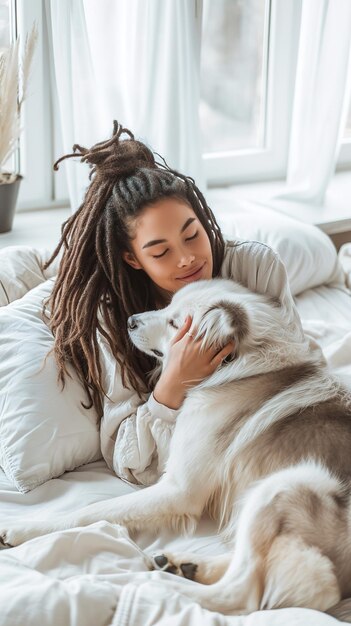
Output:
[0,205,350,626]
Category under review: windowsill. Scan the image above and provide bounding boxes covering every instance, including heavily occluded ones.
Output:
[207,170,351,235]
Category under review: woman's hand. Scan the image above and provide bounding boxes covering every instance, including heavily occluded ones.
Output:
[153,315,234,410]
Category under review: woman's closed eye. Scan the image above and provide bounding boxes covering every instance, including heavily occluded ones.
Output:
[152,232,199,259]
[186,231,198,242]
[153,249,168,259]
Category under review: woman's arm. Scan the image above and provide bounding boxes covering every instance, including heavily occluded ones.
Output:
[97,330,180,486]
[98,315,233,486]
[221,240,303,332]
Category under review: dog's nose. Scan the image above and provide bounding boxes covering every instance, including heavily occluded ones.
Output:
[127,315,139,331]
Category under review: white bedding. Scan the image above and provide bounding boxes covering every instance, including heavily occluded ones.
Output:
[297,285,351,384]
[0,246,350,626]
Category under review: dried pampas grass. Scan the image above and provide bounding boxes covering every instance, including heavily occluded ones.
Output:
[0,24,38,184]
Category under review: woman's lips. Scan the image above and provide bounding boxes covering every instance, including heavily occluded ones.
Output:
[176,263,205,282]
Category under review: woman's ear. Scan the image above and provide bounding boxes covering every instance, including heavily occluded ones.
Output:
[122,251,143,270]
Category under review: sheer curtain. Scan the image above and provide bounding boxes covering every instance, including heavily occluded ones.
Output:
[276,0,351,205]
[47,0,204,212]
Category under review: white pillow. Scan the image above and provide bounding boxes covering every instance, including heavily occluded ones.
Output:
[0,245,59,306]
[214,201,345,296]
[0,279,101,493]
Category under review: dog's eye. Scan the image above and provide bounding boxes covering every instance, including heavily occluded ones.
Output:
[168,319,179,329]
[151,349,164,358]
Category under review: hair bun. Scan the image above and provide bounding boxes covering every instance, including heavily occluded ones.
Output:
[53,120,156,180]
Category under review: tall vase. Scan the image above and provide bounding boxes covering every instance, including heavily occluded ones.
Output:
[0,175,22,234]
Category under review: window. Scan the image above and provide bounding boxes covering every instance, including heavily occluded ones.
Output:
[9,0,351,205]
[200,0,268,154]
[201,0,351,185]
[200,0,302,186]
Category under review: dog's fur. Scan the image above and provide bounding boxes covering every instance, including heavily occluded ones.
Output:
[2,279,351,615]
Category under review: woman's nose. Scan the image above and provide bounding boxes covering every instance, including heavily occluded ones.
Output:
[177,254,195,268]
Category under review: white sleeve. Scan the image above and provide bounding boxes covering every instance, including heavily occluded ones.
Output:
[221,240,302,326]
[221,239,325,360]
[97,331,179,486]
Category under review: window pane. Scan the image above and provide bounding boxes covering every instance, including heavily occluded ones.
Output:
[0,0,10,50]
[200,0,270,155]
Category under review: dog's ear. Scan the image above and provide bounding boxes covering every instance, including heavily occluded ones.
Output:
[197,299,249,354]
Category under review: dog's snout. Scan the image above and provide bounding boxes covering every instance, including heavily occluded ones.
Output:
[127,315,139,331]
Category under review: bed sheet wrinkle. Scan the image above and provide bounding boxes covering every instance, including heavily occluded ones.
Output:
[0,556,119,626]
[0,461,133,518]
[114,582,343,626]
[0,522,146,625]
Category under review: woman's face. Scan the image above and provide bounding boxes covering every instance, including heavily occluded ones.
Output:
[123,197,213,303]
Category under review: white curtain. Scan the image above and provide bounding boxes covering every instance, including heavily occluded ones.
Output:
[47,0,204,212]
[277,0,351,205]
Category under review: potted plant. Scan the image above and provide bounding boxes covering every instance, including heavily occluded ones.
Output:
[0,25,37,233]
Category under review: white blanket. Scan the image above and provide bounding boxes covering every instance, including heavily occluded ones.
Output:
[0,520,343,626]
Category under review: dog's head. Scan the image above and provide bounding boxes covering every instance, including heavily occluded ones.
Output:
[127,279,279,368]
[128,278,311,386]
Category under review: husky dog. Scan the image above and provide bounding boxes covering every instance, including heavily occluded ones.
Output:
[2,279,351,615]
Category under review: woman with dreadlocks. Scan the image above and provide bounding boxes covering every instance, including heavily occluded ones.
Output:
[44,121,307,485]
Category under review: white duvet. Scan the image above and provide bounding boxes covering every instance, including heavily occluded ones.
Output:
[0,520,343,626]
[0,244,351,626]
[0,475,346,626]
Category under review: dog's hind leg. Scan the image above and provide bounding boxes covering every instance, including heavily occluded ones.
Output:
[260,534,340,611]
[146,464,342,614]
[152,551,232,584]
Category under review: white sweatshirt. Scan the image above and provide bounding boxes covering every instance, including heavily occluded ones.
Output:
[98,239,316,486]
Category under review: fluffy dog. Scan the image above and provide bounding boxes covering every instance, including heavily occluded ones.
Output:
[2,279,351,615]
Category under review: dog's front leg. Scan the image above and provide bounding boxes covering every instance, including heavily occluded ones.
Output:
[0,475,204,548]
[1,402,219,548]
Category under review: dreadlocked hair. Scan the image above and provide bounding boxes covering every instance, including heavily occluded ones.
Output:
[44,120,225,418]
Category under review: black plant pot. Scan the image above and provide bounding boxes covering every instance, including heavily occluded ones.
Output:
[0,174,22,234]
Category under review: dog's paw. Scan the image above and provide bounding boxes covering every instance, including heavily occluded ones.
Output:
[0,526,27,548]
[0,522,51,548]
[152,552,198,581]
